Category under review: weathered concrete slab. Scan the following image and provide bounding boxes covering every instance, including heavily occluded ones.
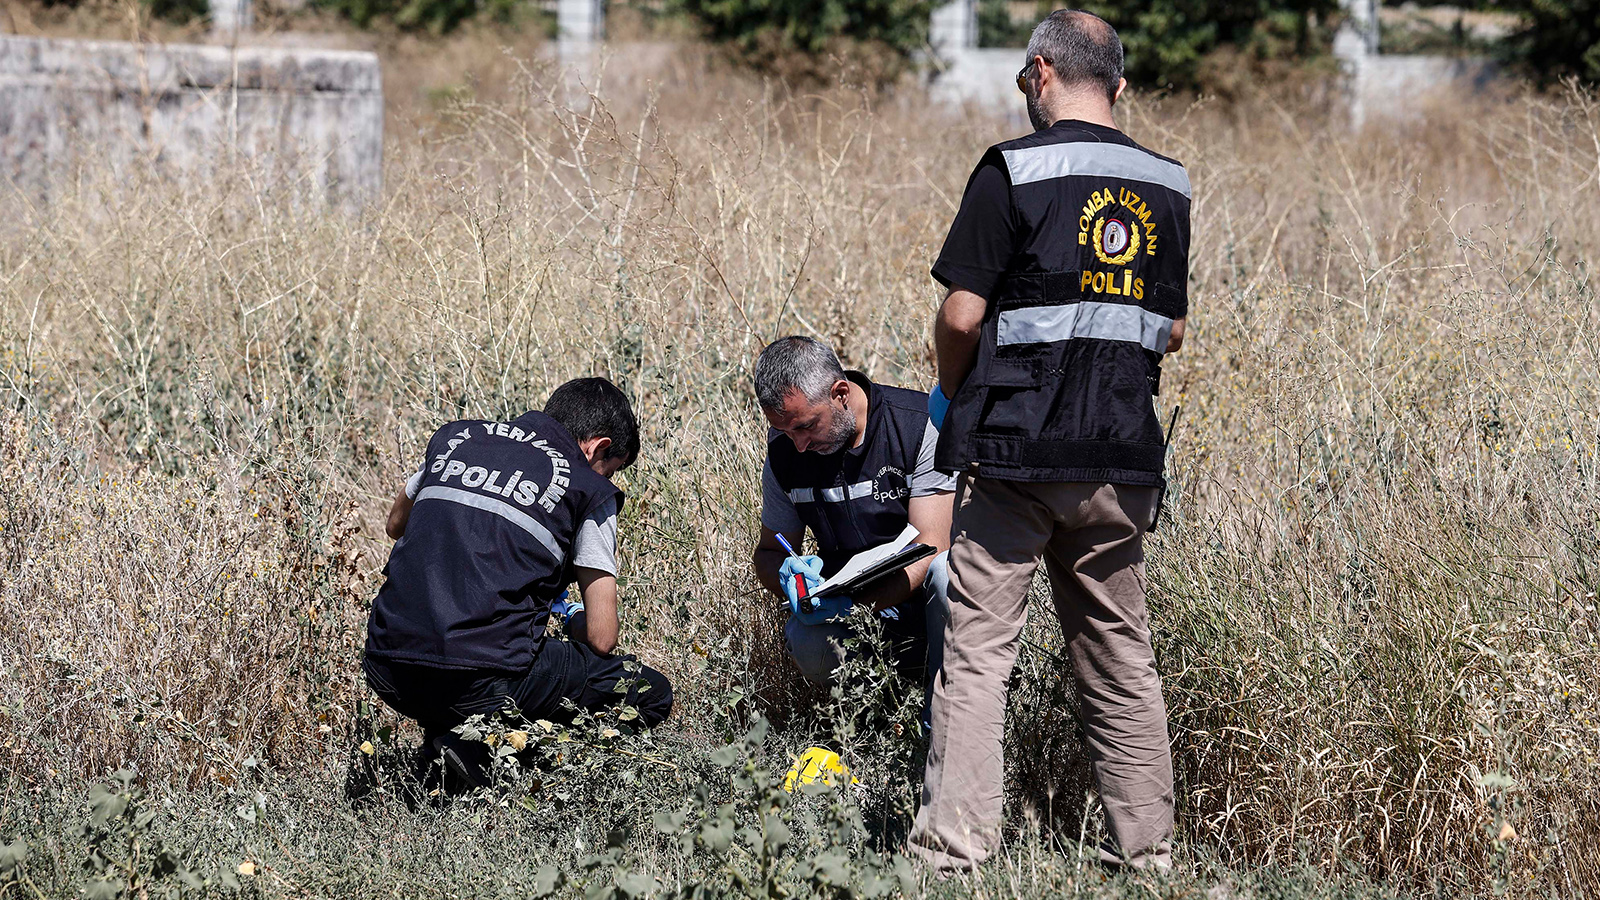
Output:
[0,35,382,208]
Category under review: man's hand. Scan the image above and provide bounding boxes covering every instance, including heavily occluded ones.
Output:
[778,555,825,607]
[753,527,807,599]
[935,287,988,396]
[1167,317,1186,354]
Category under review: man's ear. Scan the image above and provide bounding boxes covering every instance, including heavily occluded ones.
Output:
[583,436,612,466]
[1112,77,1127,104]
[831,379,851,406]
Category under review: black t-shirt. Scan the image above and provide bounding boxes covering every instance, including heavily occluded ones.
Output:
[932,120,1142,300]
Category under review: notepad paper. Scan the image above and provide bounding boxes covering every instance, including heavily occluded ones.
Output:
[813,524,922,596]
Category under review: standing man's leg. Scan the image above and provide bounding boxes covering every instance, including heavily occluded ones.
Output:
[1043,483,1171,868]
[910,478,1051,870]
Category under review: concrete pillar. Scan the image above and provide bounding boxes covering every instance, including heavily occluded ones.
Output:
[930,0,976,53]
[209,0,252,39]
[1343,0,1380,54]
[557,0,604,43]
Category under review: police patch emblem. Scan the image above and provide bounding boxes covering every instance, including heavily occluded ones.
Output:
[1102,219,1129,255]
[1092,216,1140,266]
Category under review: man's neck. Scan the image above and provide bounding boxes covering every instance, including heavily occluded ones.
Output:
[1045,93,1118,130]
[846,380,869,449]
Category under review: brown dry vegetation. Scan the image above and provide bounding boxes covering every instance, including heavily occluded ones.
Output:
[0,37,1597,895]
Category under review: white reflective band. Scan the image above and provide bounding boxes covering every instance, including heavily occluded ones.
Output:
[790,481,875,503]
[415,485,564,562]
[1002,143,1191,199]
[996,302,1174,353]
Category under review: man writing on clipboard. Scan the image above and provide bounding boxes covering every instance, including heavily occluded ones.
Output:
[750,337,955,702]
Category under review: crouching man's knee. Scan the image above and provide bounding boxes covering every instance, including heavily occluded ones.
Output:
[784,616,851,687]
[636,665,675,728]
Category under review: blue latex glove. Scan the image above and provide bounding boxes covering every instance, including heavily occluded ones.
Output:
[927,383,951,430]
[550,589,582,618]
[778,555,825,607]
[792,594,853,626]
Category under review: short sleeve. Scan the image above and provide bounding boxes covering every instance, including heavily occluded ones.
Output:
[403,464,425,499]
[910,421,957,496]
[759,460,804,535]
[571,497,619,576]
[931,151,1017,300]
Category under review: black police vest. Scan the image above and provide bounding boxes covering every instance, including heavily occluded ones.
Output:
[935,121,1191,486]
[767,373,930,577]
[365,411,623,673]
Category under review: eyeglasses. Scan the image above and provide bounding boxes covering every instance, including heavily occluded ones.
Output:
[1016,56,1052,94]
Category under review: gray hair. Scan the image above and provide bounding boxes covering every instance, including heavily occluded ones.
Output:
[754,336,846,410]
[1025,10,1124,104]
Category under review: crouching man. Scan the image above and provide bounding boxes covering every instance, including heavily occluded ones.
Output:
[750,337,954,705]
[363,377,672,785]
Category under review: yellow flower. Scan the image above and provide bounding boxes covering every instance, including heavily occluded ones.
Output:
[238,861,256,877]
[359,741,374,756]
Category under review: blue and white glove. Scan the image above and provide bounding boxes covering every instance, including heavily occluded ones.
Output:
[550,589,582,618]
[779,555,825,607]
[927,384,951,430]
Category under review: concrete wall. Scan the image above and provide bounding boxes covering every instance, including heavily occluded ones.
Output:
[0,35,382,209]
[1346,53,1498,125]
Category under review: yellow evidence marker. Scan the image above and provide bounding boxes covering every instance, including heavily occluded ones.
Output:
[784,747,858,792]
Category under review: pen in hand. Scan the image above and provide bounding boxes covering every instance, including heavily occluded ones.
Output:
[774,533,814,606]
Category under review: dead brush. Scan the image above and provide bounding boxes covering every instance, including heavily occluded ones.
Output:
[0,42,1595,894]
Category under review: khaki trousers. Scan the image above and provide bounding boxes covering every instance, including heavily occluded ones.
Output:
[909,476,1173,871]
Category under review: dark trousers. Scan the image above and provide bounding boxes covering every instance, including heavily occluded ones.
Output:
[363,639,673,734]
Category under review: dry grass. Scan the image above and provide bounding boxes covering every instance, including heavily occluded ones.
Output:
[0,35,1596,895]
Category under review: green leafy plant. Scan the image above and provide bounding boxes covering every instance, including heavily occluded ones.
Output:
[79,771,237,899]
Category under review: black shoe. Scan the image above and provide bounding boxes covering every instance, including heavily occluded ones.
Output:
[431,733,491,792]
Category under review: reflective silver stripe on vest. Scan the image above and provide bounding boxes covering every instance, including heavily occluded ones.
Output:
[415,485,564,563]
[1001,143,1191,199]
[789,481,874,503]
[996,301,1174,354]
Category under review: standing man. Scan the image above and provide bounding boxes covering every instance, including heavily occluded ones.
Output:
[911,11,1190,871]
[750,337,954,701]
[364,377,673,787]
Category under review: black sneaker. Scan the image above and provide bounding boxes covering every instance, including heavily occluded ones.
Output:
[431,733,491,792]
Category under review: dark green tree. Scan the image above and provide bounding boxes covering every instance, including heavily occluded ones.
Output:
[1500,0,1600,84]
[674,0,934,77]
[1076,0,1339,89]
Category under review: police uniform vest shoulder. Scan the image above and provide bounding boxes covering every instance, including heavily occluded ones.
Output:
[365,411,623,674]
[936,120,1191,487]
[767,372,931,576]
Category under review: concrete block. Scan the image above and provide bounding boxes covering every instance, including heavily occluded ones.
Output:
[0,35,382,209]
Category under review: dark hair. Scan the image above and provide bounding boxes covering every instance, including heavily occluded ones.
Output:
[544,377,641,468]
[1027,10,1124,104]
[753,336,846,410]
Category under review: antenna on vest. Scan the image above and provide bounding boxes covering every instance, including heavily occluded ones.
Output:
[1150,405,1182,534]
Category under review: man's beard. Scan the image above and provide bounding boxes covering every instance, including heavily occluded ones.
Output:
[1027,90,1050,132]
[810,407,858,455]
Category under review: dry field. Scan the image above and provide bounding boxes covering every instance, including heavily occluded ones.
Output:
[0,37,1596,897]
